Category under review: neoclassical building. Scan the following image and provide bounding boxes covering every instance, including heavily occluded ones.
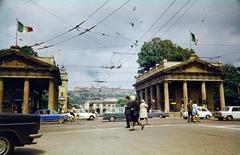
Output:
[0,46,61,114]
[133,54,225,113]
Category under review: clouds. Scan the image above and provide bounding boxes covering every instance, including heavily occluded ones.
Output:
[0,0,240,90]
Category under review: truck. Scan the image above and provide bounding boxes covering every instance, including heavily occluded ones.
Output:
[0,114,42,155]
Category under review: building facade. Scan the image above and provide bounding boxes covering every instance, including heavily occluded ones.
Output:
[58,66,68,112]
[133,54,225,113]
[0,46,61,114]
[84,99,117,115]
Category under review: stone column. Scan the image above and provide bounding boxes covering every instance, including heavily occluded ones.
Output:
[164,81,170,112]
[156,84,160,109]
[183,81,188,112]
[219,81,225,110]
[145,88,148,105]
[48,79,55,110]
[23,79,30,114]
[0,78,3,113]
[201,81,207,107]
[150,85,154,109]
[139,89,143,101]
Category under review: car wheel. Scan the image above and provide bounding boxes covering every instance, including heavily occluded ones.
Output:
[159,115,162,118]
[0,135,14,155]
[109,116,116,122]
[226,115,233,121]
[205,115,210,119]
[89,116,95,120]
[58,117,65,124]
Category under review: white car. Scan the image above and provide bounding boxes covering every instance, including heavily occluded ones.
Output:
[183,106,212,119]
[75,109,96,120]
[215,106,240,121]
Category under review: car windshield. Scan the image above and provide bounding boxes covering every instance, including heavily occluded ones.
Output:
[223,107,230,111]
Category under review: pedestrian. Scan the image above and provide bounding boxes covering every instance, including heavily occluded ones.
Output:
[192,101,199,123]
[129,95,139,131]
[187,100,192,122]
[139,99,148,130]
[124,96,131,128]
[180,103,184,118]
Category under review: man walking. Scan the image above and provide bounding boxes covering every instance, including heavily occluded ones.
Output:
[187,100,192,122]
[124,96,131,128]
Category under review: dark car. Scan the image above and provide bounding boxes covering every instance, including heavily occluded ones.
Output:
[103,107,125,122]
[0,114,42,155]
[35,109,69,123]
[148,110,169,118]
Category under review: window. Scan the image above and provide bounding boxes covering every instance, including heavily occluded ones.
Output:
[232,108,239,112]
[223,107,230,111]
[202,108,207,112]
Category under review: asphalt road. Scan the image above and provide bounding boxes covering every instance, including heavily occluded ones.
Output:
[13,118,240,155]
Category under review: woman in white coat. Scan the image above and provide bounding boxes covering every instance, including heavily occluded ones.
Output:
[139,99,148,130]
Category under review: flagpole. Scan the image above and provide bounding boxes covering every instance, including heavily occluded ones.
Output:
[189,30,192,51]
[16,18,18,46]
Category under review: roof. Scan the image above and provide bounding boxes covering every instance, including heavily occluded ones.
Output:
[0,49,62,85]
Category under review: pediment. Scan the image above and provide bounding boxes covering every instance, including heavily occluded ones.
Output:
[0,51,55,69]
[164,58,224,74]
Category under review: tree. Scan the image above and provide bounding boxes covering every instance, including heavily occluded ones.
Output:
[0,45,38,57]
[117,98,126,107]
[137,38,191,73]
[222,64,240,105]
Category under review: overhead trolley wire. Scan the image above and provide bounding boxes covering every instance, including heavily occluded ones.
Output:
[30,0,110,47]
[36,0,131,50]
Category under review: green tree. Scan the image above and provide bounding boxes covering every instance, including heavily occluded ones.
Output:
[137,38,191,73]
[117,98,126,107]
[0,45,38,57]
[223,64,240,105]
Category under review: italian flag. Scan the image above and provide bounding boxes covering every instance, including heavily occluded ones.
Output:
[17,21,33,33]
[190,32,198,45]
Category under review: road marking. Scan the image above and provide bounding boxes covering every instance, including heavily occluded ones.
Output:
[198,124,240,131]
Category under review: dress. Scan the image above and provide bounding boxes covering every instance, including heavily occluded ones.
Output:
[140,102,148,118]
[130,100,139,122]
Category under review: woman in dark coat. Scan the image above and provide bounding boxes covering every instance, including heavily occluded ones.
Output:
[129,95,140,131]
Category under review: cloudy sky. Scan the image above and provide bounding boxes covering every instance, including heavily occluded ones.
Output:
[0,0,240,90]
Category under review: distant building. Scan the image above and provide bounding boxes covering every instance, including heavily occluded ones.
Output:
[134,53,226,113]
[58,66,68,112]
[0,46,61,114]
[84,98,117,115]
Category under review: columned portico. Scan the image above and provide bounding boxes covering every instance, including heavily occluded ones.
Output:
[164,80,170,112]
[0,78,3,113]
[183,81,188,112]
[219,81,225,110]
[22,79,30,114]
[133,54,225,113]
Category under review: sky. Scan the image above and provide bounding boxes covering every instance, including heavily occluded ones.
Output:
[0,0,240,90]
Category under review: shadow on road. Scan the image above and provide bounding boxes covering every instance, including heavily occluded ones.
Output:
[13,148,45,155]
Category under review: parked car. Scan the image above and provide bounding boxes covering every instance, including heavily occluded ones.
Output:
[0,114,42,155]
[75,109,96,120]
[215,106,240,121]
[103,107,125,122]
[183,106,212,119]
[35,109,69,123]
[148,110,169,118]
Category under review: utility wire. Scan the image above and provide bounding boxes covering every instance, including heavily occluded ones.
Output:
[30,0,110,47]
[137,0,176,42]
[114,0,177,67]
[37,0,130,50]
[162,0,197,36]
[150,0,192,39]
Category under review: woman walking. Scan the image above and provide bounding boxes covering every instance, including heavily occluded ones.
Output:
[139,99,148,130]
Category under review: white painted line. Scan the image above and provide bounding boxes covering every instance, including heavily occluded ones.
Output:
[198,124,240,131]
